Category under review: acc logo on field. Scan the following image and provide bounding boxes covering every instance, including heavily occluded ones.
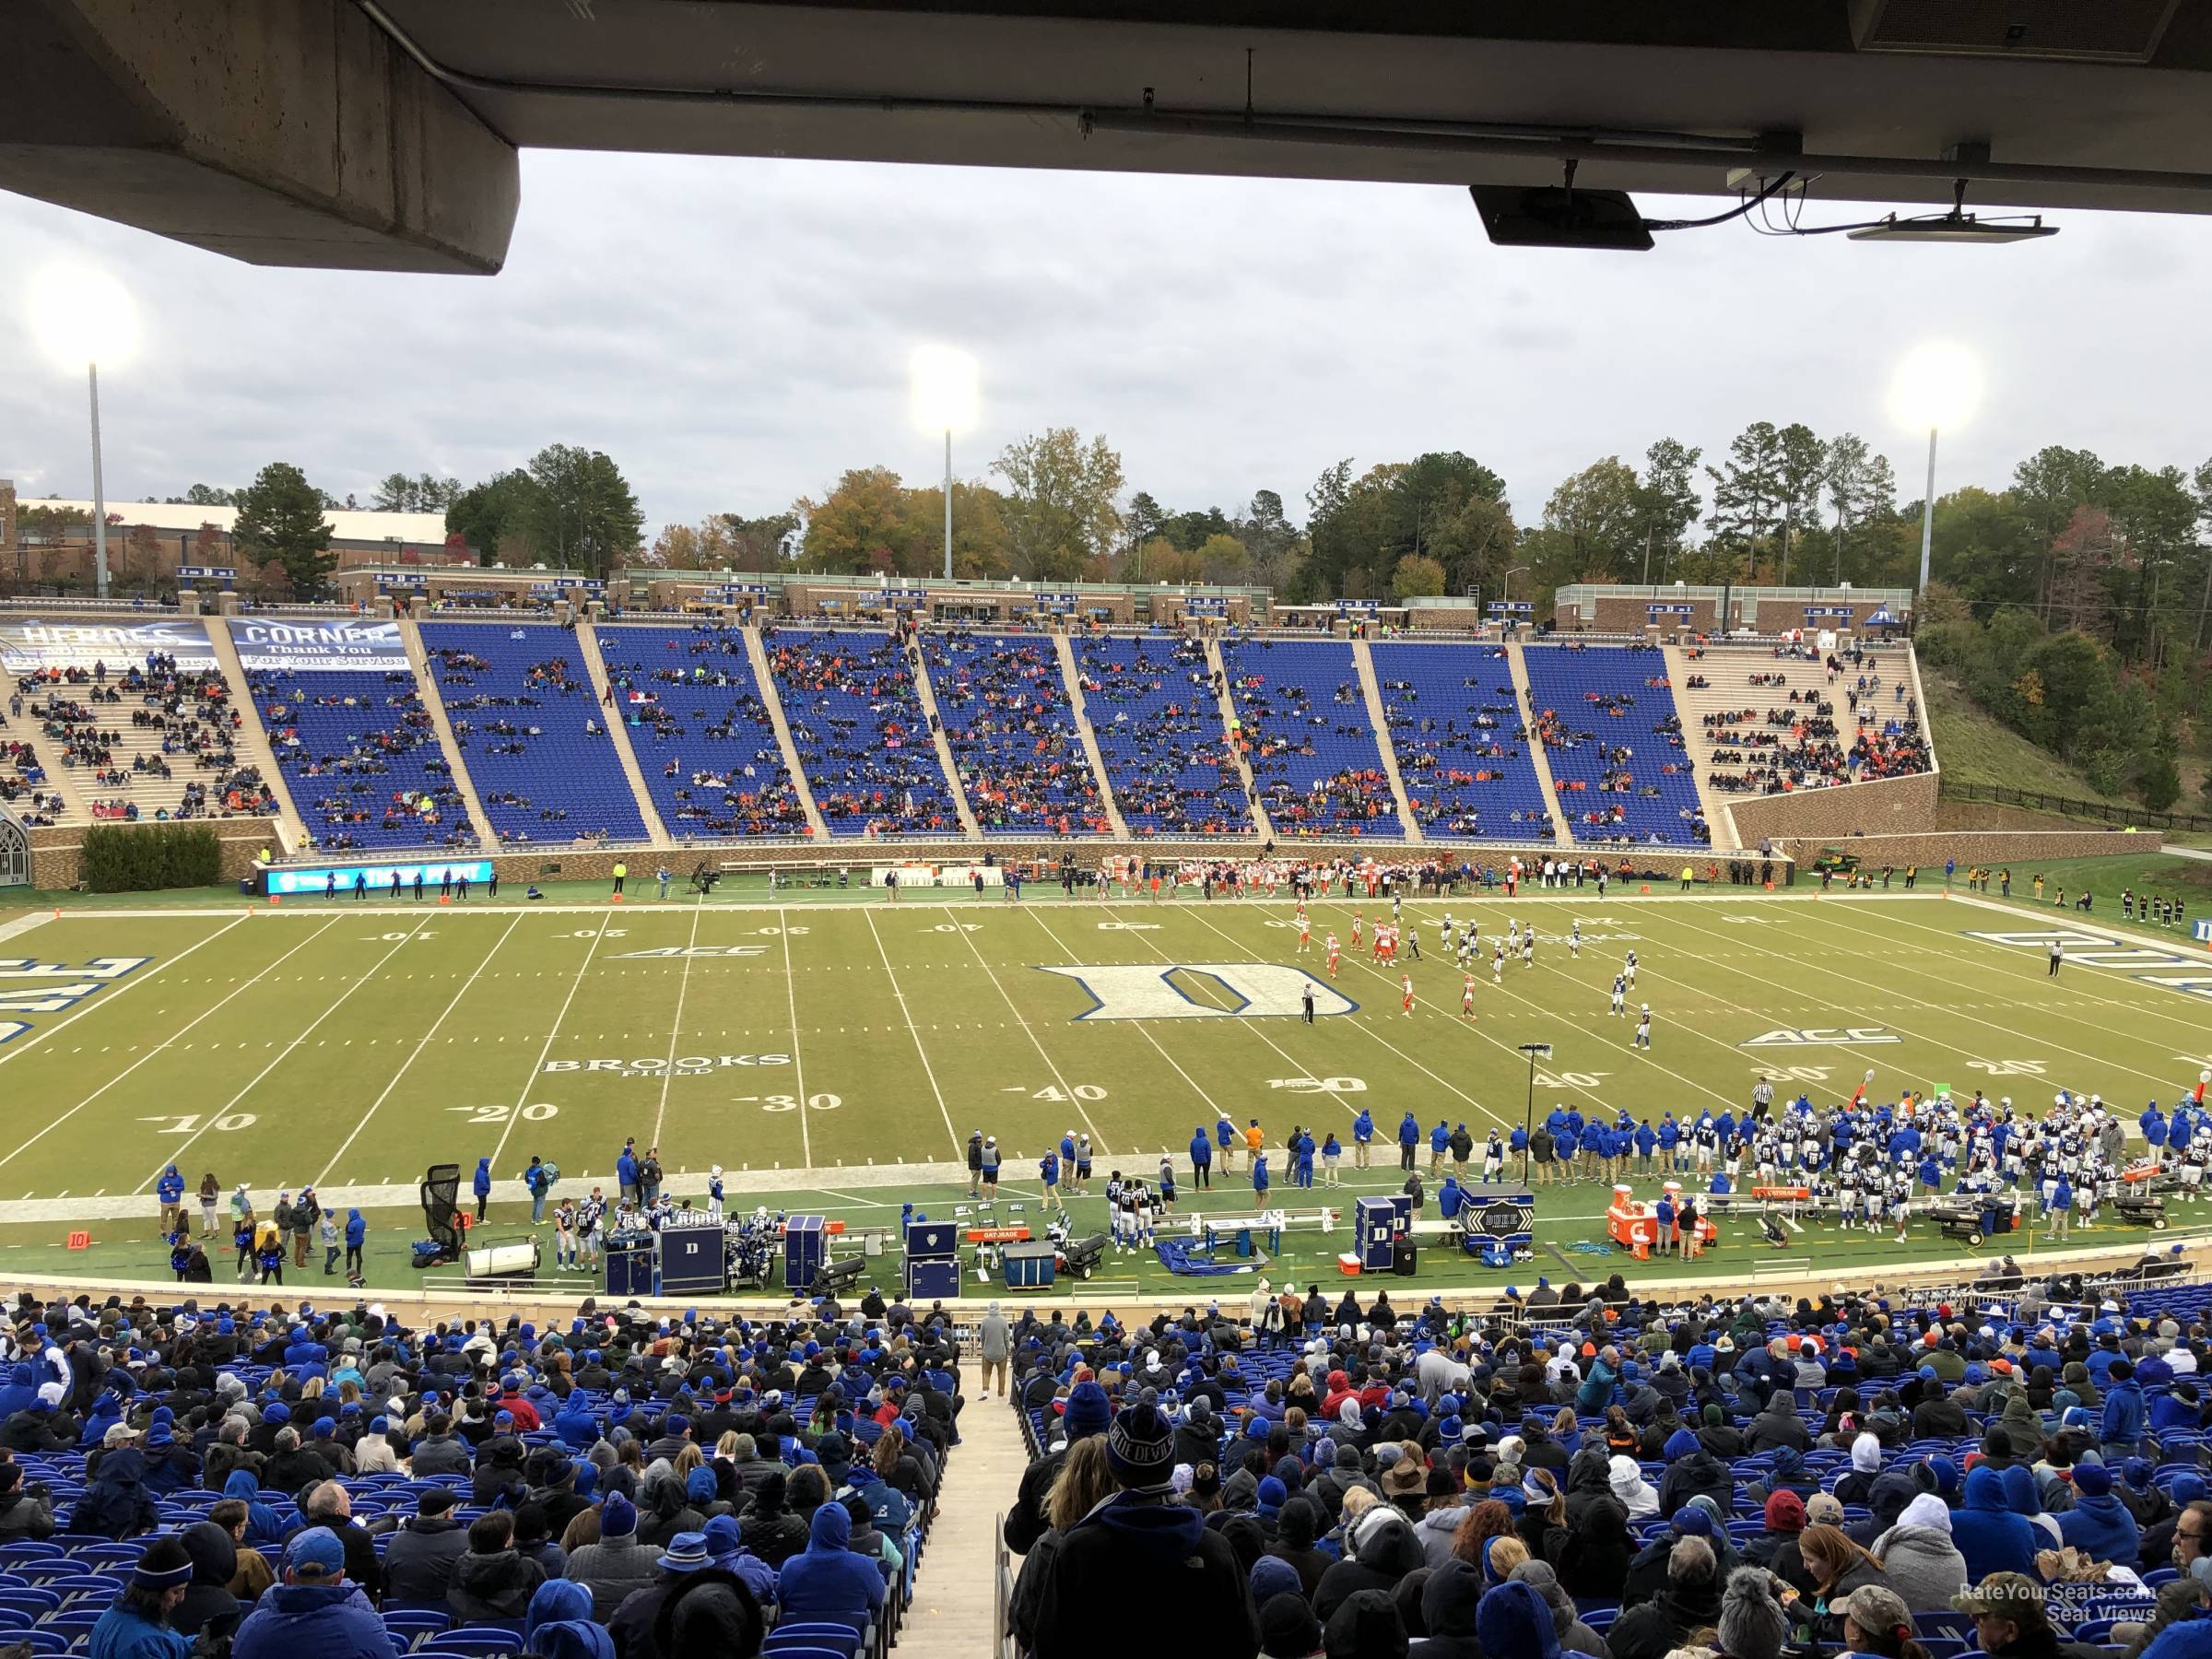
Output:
[1740,1027,1901,1048]
[608,946,769,959]
[1036,963,1357,1021]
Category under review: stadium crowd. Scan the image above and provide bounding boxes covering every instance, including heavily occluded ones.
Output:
[0,1288,959,1659]
[1000,1270,2212,1659]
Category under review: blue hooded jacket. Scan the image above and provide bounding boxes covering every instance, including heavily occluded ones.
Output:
[1951,1465,2040,1583]
[0,1362,37,1421]
[231,1580,396,1659]
[2058,1486,2140,1567]
[473,1158,492,1199]
[2102,1376,2147,1449]
[779,1500,885,1614]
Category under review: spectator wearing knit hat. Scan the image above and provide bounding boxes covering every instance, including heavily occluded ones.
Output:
[564,1493,663,1620]
[1006,1378,1112,1556]
[88,1535,195,1659]
[1030,1403,1258,1659]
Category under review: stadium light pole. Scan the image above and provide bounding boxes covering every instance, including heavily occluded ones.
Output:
[29,266,139,602]
[1888,342,1982,608]
[1518,1041,1552,1183]
[910,346,980,582]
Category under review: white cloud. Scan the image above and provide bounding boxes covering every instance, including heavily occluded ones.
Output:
[3,150,2208,536]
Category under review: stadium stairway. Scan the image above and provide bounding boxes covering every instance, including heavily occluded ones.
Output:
[905,634,982,837]
[1052,631,1132,838]
[1502,642,1573,845]
[1350,637,1422,841]
[202,619,305,851]
[574,619,675,846]
[1660,640,1735,847]
[1202,635,1273,839]
[740,625,830,838]
[892,1375,1028,1659]
[393,617,500,850]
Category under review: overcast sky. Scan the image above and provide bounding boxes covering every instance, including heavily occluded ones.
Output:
[3,148,2208,540]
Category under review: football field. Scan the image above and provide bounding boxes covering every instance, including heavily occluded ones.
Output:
[2,881,2208,1291]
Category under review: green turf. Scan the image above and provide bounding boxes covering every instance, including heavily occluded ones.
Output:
[5,879,2208,1293]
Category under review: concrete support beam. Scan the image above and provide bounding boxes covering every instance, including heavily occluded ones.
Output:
[0,0,518,273]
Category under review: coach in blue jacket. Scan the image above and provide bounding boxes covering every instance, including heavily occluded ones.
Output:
[1189,1127,1213,1190]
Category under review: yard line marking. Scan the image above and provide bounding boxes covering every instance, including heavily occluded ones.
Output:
[1182,900,1626,1124]
[956,910,1112,1148]
[1859,891,2212,1042]
[650,906,705,1152]
[1099,902,1503,1142]
[0,917,338,1179]
[778,909,813,1167]
[1173,905,1524,1135]
[492,912,618,1172]
[135,913,438,1191]
[1659,901,2183,1093]
[314,912,526,1187]
[863,909,961,1159]
[0,912,249,1074]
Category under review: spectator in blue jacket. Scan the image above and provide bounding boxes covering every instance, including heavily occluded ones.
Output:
[1251,1152,1270,1211]
[1397,1112,1420,1171]
[1352,1108,1374,1167]
[779,1501,885,1617]
[1951,1465,2041,1583]
[1429,1120,1452,1176]
[2101,1359,2148,1461]
[344,1210,366,1277]
[473,1157,493,1222]
[232,1528,398,1659]
[2059,1462,2140,1568]
[88,1536,194,1659]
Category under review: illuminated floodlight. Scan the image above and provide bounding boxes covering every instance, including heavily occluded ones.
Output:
[910,344,980,435]
[28,265,139,371]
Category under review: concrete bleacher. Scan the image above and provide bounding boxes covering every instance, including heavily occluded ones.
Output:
[1071,633,1253,837]
[595,623,812,840]
[1675,641,1933,802]
[764,629,960,837]
[423,622,650,845]
[1522,642,1707,846]
[249,667,477,851]
[1371,641,1553,841]
[1219,637,1405,838]
[918,631,1107,836]
[79,663,282,828]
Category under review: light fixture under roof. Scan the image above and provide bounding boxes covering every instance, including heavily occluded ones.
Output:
[1848,209,2058,242]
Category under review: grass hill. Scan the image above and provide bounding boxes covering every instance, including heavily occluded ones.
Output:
[1920,670,2134,807]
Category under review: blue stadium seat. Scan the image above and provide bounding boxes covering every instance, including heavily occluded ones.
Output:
[422,621,649,842]
[1371,640,1552,840]
[1071,633,1249,836]
[763,629,959,836]
[1521,644,1707,845]
[595,623,810,839]
[920,631,1106,835]
[1219,638,1403,837]
[249,666,477,850]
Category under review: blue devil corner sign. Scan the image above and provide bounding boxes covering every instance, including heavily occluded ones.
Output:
[1036,962,1358,1021]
